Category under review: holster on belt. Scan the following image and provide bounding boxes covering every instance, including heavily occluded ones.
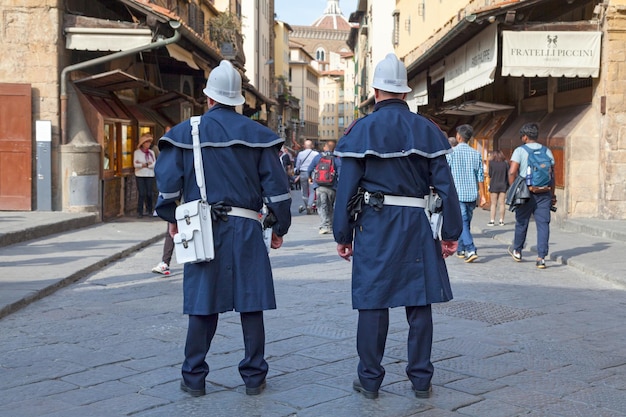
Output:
[210,201,232,222]
[347,188,365,219]
[363,191,384,211]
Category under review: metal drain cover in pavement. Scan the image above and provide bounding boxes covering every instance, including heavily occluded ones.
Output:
[434,300,544,325]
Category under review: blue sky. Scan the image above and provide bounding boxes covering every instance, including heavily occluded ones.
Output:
[274,0,358,26]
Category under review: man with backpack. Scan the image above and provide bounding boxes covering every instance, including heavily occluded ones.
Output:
[307,140,341,234]
[294,140,319,214]
[507,122,556,269]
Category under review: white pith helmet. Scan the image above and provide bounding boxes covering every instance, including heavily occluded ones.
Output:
[203,60,245,106]
[371,53,412,93]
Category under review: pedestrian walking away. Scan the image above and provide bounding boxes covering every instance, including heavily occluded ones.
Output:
[154,60,292,397]
[507,122,556,269]
[307,140,341,234]
[446,124,486,263]
[294,140,319,214]
[152,125,175,276]
[152,223,174,276]
[333,53,463,400]
[487,149,509,226]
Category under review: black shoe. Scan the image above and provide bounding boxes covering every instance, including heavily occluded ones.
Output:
[245,380,266,396]
[352,379,378,399]
[180,379,206,397]
[413,384,432,399]
[536,258,546,269]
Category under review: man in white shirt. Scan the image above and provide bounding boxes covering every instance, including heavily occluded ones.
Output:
[294,140,319,214]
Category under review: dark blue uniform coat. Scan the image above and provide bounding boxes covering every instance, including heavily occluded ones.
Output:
[333,99,462,309]
[155,105,292,315]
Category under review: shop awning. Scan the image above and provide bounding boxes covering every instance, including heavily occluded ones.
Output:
[407,71,428,111]
[444,24,498,102]
[124,102,172,127]
[80,93,132,121]
[65,27,153,51]
[73,70,165,93]
[437,100,514,116]
[139,90,201,109]
[166,44,200,70]
[429,59,445,83]
[502,31,602,78]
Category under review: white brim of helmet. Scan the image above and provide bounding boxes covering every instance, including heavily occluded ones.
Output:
[203,86,245,106]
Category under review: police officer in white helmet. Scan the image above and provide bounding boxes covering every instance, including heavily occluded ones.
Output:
[155,60,292,397]
[333,53,463,399]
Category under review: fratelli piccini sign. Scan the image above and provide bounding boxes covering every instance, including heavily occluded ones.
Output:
[502,31,602,78]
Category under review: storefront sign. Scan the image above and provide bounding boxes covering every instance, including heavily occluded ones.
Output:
[502,31,601,77]
[444,24,498,102]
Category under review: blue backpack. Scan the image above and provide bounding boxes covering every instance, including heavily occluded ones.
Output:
[523,145,552,190]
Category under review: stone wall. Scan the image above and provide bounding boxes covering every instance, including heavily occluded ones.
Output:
[0,1,63,210]
[601,3,626,218]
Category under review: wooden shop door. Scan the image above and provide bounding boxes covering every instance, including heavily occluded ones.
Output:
[0,83,32,210]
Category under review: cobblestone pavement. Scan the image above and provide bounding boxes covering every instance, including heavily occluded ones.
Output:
[0,210,625,417]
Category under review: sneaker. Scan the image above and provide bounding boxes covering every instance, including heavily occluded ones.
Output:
[152,261,170,275]
[499,220,505,226]
[464,251,478,263]
[319,227,331,235]
[487,220,495,226]
[536,259,546,269]
[298,205,306,213]
[508,246,522,262]
[456,251,466,259]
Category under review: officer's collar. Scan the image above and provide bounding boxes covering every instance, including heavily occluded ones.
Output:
[373,98,409,112]
[208,103,237,113]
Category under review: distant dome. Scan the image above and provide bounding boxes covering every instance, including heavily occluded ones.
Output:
[311,0,351,31]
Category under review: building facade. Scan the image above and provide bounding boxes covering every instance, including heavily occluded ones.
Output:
[375,0,625,220]
[289,0,354,147]
[289,43,320,144]
[0,0,272,218]
[347,0,396,113]
[274,20,301,148]
[241,0,276,126]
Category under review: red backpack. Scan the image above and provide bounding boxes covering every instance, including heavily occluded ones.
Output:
[313,155,336,186]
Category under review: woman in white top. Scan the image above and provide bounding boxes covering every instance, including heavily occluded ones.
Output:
[134,133,156,218]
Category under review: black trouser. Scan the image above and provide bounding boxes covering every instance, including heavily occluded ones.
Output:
[162,226,174,265]
[182,312,268,389]
[136,176,154,215]
[357,305,434,391]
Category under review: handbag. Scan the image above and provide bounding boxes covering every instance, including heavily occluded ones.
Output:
[173,116,215,264]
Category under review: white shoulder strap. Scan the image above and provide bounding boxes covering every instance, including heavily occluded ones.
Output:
[190,116,207,202]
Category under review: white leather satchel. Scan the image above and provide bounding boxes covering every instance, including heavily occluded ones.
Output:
[173,116,215,264]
